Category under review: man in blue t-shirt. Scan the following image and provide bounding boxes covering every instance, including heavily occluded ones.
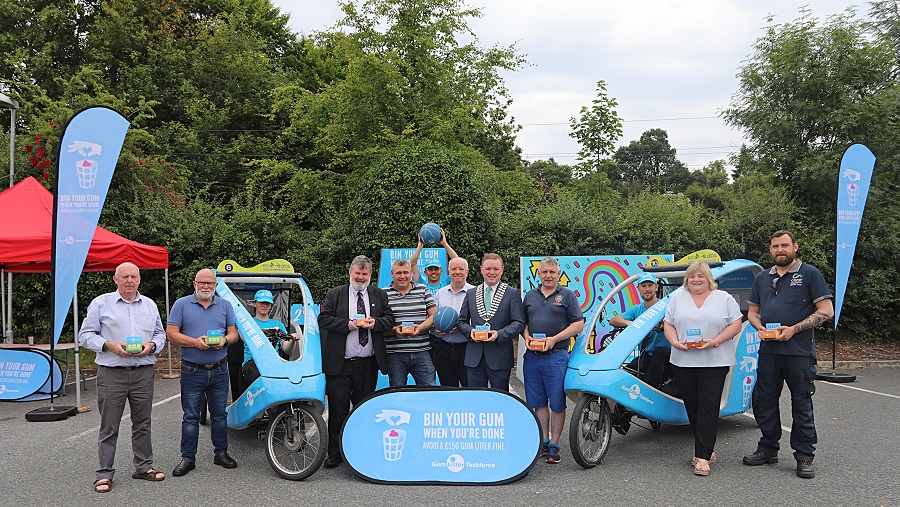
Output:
[240,290,300,383]
[609,273,671,389]
[608,272,672,435]
[410,228,459,297]
[743,230,833,479]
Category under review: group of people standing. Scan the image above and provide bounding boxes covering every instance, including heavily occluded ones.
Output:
[318,230,585,468]
[77,229,831,492]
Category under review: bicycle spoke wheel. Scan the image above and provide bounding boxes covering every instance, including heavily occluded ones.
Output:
[265,403,326,480]
[569,394,611,468]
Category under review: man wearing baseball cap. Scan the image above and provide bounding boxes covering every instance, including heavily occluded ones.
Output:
[410,228,459,298]
[241,290,300,384]
[608,272,672,434]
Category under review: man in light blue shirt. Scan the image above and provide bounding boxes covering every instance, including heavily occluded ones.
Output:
[80,262,167,492]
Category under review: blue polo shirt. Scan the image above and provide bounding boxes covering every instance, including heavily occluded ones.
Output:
[619,302,669,355]
[168,294,236,364]
[523,285,584,351]
[748,261,832,358]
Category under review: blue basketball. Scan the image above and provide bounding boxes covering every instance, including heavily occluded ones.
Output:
[433,306,459,333]
[419,222,442,246]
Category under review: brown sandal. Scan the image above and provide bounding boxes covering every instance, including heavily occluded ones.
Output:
[93,478,112,493]
[132,468,165,481]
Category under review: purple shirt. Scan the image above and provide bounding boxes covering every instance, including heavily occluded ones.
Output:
[345,286,375,359]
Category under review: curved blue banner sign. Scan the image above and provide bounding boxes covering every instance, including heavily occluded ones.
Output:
[342,387,540,484]
[0,349,54,400]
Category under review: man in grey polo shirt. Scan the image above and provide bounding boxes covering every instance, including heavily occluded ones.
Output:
[80,262,167,493]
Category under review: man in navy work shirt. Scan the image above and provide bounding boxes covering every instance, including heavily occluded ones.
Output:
[80,262,167,492]
[166,268,239,477]
[522,256,584,464]
[743,230,833,479]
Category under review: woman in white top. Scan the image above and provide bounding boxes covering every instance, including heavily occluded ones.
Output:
[664,262,743,476]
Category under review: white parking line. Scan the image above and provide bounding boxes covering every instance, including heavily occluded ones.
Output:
[65,393,182,442]
[819,381,900,400]
[741,411,791,434]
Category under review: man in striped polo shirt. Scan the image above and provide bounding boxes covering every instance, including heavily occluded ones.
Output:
[383,259,437,386]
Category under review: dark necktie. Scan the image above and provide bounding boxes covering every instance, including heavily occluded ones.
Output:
[357,291,369,346]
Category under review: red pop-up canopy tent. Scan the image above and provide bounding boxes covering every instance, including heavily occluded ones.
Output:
[0,177,171,402]
[0,176,168,272]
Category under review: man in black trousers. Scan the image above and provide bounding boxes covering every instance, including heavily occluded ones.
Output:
[319,255,395,468]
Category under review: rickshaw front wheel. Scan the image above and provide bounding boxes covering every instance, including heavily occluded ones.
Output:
[569,394,612,468]
[265,403,327,480]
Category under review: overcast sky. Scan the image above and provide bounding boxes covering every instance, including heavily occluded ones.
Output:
[272,0,864,170]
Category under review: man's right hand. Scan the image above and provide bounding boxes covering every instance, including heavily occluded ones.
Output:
[105,341,132,357]
[195,337,211,350]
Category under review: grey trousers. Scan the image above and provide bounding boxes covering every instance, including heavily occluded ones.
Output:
[96,364,156,480]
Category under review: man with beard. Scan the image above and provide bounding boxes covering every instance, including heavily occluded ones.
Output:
[319,255,395,468]
[743,230,833,479]
[608,273,672,435]
[167,269,239,476]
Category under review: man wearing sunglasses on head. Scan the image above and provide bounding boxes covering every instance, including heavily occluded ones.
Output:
[743,230,833,479]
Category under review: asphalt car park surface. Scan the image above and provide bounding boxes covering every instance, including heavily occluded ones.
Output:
[1,367,897,506]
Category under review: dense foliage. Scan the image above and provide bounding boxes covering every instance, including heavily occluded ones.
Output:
[1,0,898,345]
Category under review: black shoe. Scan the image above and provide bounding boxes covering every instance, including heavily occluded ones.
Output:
[743,451,778,466]
[611,405,632,436]
[796,460,815,479]
[172,459,195,477]
[214,452,237,469]
[324,456,343,468]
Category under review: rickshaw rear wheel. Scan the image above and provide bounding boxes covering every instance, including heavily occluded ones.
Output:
[569,394,612,468]
[265,403,327,480]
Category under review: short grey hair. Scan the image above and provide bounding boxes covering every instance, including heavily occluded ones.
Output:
[391,259,411,271]
[350,255,372,271]
[539,256,559,269]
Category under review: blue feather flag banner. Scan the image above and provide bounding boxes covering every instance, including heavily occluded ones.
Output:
[51,106,130,345]
[834,144,875,329]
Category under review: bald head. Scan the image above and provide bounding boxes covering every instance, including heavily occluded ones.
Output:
[113,262,141,302]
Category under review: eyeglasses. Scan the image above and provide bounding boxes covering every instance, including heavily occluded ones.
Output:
[194,281,216,286]
[771,278,782,295]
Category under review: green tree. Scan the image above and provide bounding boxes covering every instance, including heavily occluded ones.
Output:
[569,80,623,178]
[612,128,691,194]
[284,0,526,173]
[723,7,900,342]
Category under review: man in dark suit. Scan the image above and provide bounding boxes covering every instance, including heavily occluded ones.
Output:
[457,253,525,391]
[318,255,395,468]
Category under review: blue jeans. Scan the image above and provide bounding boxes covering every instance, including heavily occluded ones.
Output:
[386,351,435,386]
[180,362,229,461]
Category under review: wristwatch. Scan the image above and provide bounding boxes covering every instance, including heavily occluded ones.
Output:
[149,342,157,353]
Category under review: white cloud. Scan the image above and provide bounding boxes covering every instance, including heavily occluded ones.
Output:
[274,0,862,168]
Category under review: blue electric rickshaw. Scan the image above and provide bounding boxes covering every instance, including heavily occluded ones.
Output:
[565,260,763,468]
[215,271,327,480]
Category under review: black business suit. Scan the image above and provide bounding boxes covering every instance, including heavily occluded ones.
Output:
[319,283,394,459]
[457,283,525,391]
